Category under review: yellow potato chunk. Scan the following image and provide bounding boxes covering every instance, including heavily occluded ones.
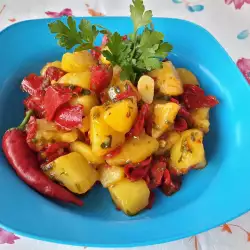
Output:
[109,179,150,216]
[170,129,206,174]
[190,108,210,133]
[43,152,98,194]
[70,141,105,165]
[79,115,90,133]
[148,61,183,96]
[155,131,181,155]
[107,133,159,165]
[99,165,124,188]
[103,98,138,133]
[61,51,96,73]
[90,106,125,156]
[176,68,199,85]
[57,72,91,89]
[100,46,111,65]
[40,61,62,76]
[137,75,154,104]
[152,102,180,138]
[70,93,99,116]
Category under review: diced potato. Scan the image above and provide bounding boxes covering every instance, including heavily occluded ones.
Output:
[70,93,99,116]
[61,51,96,73]
[99,165,124,187]
[176,68,199,85]
[137,75,154,104]
[103,98,138,133]
[79,116,90,133]
[100,46,111,65]
[90,106,125,156]
[170,129,206,174]
[107,133,159,165]
[43,152,98,194]
[70,141,105,165]
[57,72,91,89]
[190,108,210,133]
[109,179,150,215]
[34,119,78,149]
[40,61,62,76]
[152,102,180,138]
[155,131,181,155]
[148,61,183,96]
[193,158,207,169]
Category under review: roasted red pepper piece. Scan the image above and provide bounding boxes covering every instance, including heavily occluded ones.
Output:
[44,86,73,121]
[90,46,101,61]
[146,191,155,209]
[2,110,83,206]
[90,65,113,94]
[161,168,182,196]
[104,146,122,159]
[183,84,219,109]
[124,157,152,181]
[26,116,38,151]
[115,85,139,101]
[54,104,83,130]
[21,74,46,96]
[44,66,66,82]
[148,160,167,189]
[127,103,149,138]
[174,117,188,132]
[170,97,179,104]
[122,35,128,40]
[43,142,70,163]
[24,95,45,118]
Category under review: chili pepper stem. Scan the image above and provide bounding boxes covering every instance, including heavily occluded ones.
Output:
[17,110,33,130]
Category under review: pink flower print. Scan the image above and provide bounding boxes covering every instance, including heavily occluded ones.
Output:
[0,228,20,244]
[45,8,73,18]
[225,0,250,9]
[237,58,250,84]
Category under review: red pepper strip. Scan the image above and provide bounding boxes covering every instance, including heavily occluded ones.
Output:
[104,146,122,159]
[90,46,101,61]
[115,85,139,101]
[100,89,110,104]
[127,104,149,138]
[44,66,66,82]
[24,95,45,118]
[44,86,72,121]
[174,117,188,132]
[54,104,83,131]
[183,84,219,109]
[90,65,113,94]
[45,142,69,154]
[26,116,38,151]
[21,74,45,96]
[146,191,155,209]
[2,111,83,206]
[148,160,167,189]
[170,97,179,104]
[161,168,182,196]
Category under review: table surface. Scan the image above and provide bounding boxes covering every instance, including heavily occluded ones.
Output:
[0,0,250,249]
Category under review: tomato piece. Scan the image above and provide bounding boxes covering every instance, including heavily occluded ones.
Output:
[90,65,113,94]
[183,84,219,109]
[54,104,83,130]
[174,117,188,132]
[21,74,46,96]
[44,66,66,82]
[44,86,72,121]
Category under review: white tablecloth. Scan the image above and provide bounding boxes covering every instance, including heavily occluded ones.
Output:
[0,0,250,249]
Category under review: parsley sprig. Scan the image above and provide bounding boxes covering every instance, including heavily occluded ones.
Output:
[48,0,173,82]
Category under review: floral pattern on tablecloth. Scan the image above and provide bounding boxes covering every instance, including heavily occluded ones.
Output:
[0,0,250,249]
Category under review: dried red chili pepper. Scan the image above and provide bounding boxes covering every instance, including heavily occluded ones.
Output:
[24,95,45,118]
[54,104,83,130]
[115,85,138,101]
[44,66,66,82]
[127,103,149,138]
[90,65,113,94]
[104,146,122,159]
[183,84,219,109]
[44,86,73,121]
[174,117,188,132]
[146,191,155,209]
[21,74,45,96]
[148,160,167,189]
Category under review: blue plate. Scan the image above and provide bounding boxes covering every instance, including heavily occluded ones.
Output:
[0,17,250,247]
